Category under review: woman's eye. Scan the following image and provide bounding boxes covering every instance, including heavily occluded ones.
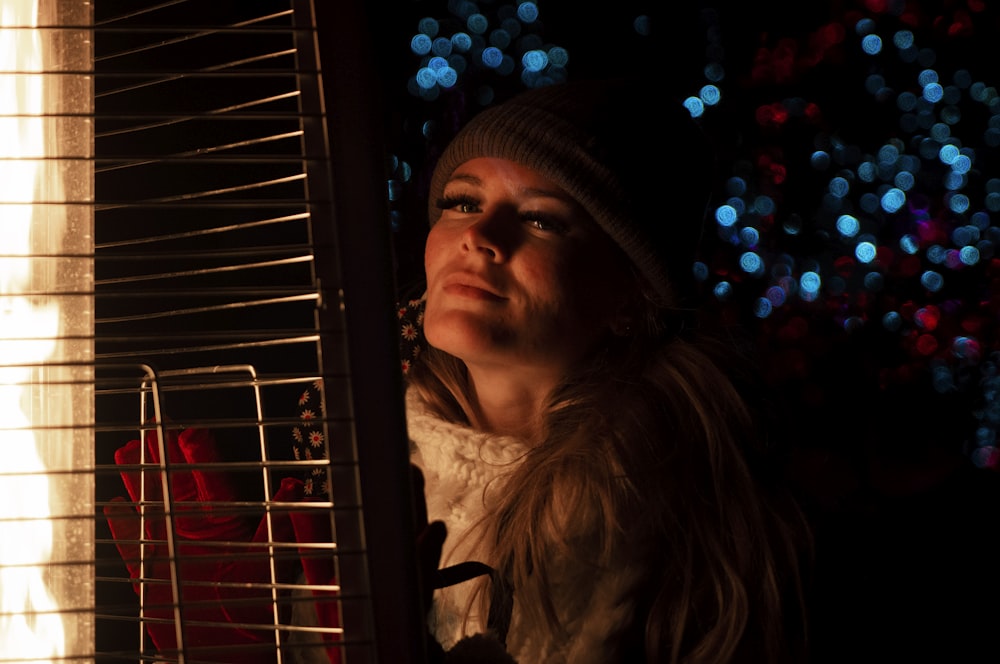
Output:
[436,195,479,214]
[525,215,568,234]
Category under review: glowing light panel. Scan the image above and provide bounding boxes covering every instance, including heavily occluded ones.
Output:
[0,1,93,660]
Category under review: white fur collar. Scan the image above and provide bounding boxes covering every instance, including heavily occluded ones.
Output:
[406,389,642,663]
[406,389,529,649]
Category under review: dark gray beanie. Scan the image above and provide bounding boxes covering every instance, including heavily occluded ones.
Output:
[427,78,715,307]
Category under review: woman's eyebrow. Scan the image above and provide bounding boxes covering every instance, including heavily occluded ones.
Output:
[446,172,576,206]
[445,173,483,187]
[518,186,576,204]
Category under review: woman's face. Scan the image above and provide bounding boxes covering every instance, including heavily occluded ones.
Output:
[423,157,633,380]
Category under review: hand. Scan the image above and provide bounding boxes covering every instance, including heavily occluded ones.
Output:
[411,465,514,664]
[104,426,339,662]
[411,464,447,663]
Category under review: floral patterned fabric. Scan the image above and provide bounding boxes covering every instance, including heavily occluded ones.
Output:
[397,293,427,376]
[291,379,328,496]
[291,295,427,496]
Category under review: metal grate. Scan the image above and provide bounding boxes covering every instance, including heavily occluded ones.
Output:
[1,1,424,662]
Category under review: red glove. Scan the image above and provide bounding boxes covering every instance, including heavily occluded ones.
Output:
[281,477,343,663]
[104,426,341,663]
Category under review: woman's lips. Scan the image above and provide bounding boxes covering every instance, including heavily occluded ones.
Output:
[442,282,505,301]
[441,273,506,301]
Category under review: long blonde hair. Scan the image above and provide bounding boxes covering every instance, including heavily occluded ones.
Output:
[407,297,810,663]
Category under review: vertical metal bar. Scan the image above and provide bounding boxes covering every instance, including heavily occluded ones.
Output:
[251,367,287,663]
[139,366,188,663]
[292,1,428,663]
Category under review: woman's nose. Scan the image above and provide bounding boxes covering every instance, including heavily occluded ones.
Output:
[461,212,510,261]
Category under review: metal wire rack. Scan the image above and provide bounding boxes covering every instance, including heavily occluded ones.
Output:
[1,1,424,662]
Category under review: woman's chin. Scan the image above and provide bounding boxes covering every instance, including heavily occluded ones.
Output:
[424,309,513,357]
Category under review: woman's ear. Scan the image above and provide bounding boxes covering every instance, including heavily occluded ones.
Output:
[610,314,634,337]
[609,290,643,337]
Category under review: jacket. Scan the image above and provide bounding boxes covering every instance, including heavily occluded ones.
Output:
[407,389,646,663]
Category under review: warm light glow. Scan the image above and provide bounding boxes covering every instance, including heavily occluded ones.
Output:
[0,0,94,660]
[0,1,66,658]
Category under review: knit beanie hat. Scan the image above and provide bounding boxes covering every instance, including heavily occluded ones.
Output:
[426,78,715,307]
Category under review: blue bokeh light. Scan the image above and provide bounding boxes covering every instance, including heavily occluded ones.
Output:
[858,161,876,182]
[952,154,972,174]
[418,16,440,37]
[811,150,831,170]
[783,215,802,235]
[739,251,764,275]
[829,176,850,198]
[836,214,860,237]
[713,281,733,300]
[881,188,906,213]
[765,286,787,307]
[753,195,776,216]
[856,241,877,263]
[467,13,488,34]
[923,82,944,103]
[692,261,709,281]
[960,245,981,266]
[715,204,738,228]
[411,34,432,55]
[522,49,548,72]
[944,171,966,191]
[855,18,876,35]
[930,122,951,141]
[740,227,760,247]
[953,225,978,246]
[921,270,944,292]
[894,170,915,191]
[893,30,914,49]
[700,85,721,106]
[490,29,512,49]
[482,46,503,68]
[864,271,884,291]
[705,62,725,83]
[437,66,458,88]
[918,68,939,86]
[726,177,747,197]
[683,96,705,117]
[939,143,959,164]
[860,192,880,213]
[431,37,453,56]
[865,74,886,95]
[548,46,569,67]
[752,297,773,318]
[634,14,651,36]
[949,193,970,213]
[862,34,882,55]
[844,316,864,333]
[415,67,437,89]
[897,91,918,111]
[517,1,539,23]
[451,32,472,52]
[500,17,522,39]
[800,271,821,295]
[878,143,900,165]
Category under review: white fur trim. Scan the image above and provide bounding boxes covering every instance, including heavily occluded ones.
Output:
[407,390,528,649]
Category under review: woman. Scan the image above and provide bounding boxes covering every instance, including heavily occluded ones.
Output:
[400,78,809,663]
[109,78,809,664]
